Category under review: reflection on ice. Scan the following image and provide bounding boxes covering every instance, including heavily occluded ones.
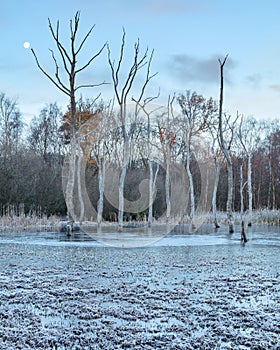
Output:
[0,224,279,248]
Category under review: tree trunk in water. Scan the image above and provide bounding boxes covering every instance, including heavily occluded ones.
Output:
[211,144,220,228]
[76,134,84,223]
[118,138,129,231]
[66,133,77,221]
[272,175,276,210]
[148,162,159,227]
[218,55,234,233]
[247,154,253,226]
[241,220,248,243]
[165,155,171,223]
[97,145,105,227]
[186,150,195,230]
[212,165,220,228]
[65,92,77,223]
[240,163,244,217]
[267,143,272,209]
[148,159,153,227]
[226,156,234,233]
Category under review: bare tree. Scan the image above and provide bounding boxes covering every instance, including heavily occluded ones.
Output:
[238,116,262,226]
[263,119,280,210]
[79,99,115,226]
[132,93,161,227]
[0,93,23,204]
[31,11,106,224]
[218,55,236,233]
[107,28,156,231]
[28,103,63,161]
[177,90,217,227]
[156,97,176,223]
[0,93,23,161]
[209,127,222,228]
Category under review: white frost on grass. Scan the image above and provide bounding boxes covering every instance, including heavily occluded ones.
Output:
[0,239,279,349]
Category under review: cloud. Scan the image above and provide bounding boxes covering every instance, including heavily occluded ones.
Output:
[270,84,280,93]
[168,54,236,84]
[245,73,262,87]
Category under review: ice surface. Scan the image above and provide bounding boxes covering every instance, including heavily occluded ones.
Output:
[0,225,279,349]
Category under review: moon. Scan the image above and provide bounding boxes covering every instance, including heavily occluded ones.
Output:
[23,41,30,49]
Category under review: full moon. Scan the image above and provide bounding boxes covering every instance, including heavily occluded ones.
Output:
[23,41,30,49]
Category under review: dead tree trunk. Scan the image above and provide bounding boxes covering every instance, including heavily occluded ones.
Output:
[247,154,253,226]
[241,220,248,243]
[218,55,234,233]
[240,163,244,216]
[31,11,106,224]
[97,141,106,226]
[185,139,195,226]
[107,30,156,231]
[211,141,221,228]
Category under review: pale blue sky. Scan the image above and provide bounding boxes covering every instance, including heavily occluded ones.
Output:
[1,0,280,122]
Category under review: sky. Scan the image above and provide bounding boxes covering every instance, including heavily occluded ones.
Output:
[1,0,280,124]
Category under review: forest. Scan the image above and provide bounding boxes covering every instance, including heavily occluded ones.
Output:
[0,12,279,229]
[0,92,279,223]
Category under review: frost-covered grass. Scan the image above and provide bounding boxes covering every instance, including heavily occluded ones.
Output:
[0,207,279,233]
[0,242,279,349]
[249,209,280,225]
[0,204,62,232]
[0,211,61,232]
[212,209,280,226]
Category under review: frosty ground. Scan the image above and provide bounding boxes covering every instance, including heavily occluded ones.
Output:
[0,227,279,349]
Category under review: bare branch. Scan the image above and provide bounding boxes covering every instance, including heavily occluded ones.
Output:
[107,29,155,111]
[75,81,109,92]
[31,48,70,96]
[218,54,228,68]
[122,44,149,104]
[48,17,71,72]
[131,89,161,118]
[143,87,160,106]
[107,44,121,105]
[49,49,69,93]
[32,11,107,111]
[238,114,248,154]
[116,28,126,86]
[76,43,107,73]
[218,54,228,149]
[135,49,158,105]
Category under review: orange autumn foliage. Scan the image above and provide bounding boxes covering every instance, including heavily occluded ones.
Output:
[59,110,102,167]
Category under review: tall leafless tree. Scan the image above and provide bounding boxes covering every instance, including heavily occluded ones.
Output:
[208,123,222,228]
[238,116,262,226]
[177,90,217,227]
[0,93,23,204]
[0,93,23,162]
[132,93,161,227]
[107,28,156,231]
[31,11,106,223]
[218,55,236,233]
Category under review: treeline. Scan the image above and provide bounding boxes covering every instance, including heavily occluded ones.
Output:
[1,12,279,227]
[0,91,279,220]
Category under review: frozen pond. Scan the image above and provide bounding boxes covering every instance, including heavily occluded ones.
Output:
[0,224,279,248]
[0,225,279,349]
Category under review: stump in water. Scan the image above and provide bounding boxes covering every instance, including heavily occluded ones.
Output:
[189,222,196,233]
[229,224,234,234]
[66,224,72,237]
[214,220,220,229]
[241,220,248,243]
[66,220,74,237]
